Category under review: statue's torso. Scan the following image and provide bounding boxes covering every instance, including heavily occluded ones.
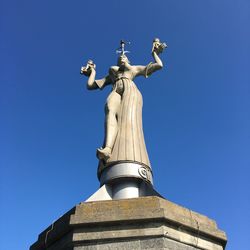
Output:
[108,65,136,95]
[109,65,136,83]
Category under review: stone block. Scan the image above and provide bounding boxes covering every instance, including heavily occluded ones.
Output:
[30,196,227,250]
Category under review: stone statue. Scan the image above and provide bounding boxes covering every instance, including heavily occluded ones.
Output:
[80,39,167,172]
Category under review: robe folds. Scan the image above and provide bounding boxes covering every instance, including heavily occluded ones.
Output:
[104,78,151,169]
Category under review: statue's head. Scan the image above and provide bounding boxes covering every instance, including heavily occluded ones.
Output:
[117,54,130,66]
[153,38,160,43]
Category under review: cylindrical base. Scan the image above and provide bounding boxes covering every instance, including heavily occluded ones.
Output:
[98,162,154,200]
[112,179,140,199]
[99,162,153,186]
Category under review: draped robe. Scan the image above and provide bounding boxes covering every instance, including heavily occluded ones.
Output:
[96,65,151,171]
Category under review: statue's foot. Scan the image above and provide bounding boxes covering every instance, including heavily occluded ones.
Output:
[96,147,111,161]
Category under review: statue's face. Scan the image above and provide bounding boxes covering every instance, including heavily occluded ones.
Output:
[154,38,160,43]
[117,55,130,66]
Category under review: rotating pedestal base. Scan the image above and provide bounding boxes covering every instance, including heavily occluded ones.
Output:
[86,162,161,201]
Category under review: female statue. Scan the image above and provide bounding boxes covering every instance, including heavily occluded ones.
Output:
[81,39,166,170]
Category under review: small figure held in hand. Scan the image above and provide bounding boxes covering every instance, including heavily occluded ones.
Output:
[152,38,167,55]
[80,60,96,76]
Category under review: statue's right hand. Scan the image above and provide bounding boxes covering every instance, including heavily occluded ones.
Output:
[80,60,96,76]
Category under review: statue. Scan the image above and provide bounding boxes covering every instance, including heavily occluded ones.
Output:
[80,38,167,173]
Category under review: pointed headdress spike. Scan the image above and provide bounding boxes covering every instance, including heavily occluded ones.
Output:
[116,40,130,55]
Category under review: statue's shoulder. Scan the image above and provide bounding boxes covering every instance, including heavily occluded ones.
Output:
[109,66,119,75]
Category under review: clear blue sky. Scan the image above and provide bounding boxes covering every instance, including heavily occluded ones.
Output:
[1,0,249,249]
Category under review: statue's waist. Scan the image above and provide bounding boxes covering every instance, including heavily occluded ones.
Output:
[114,76,130,82]
[112,77,129,94]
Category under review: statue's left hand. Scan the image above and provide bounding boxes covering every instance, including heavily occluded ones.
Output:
[80,60,96,76]
[152,38,167,55]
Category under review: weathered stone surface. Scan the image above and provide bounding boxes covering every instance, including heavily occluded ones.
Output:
[30,196,227,250]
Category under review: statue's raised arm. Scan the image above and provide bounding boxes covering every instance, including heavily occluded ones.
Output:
[133,38,167,78]
[80,60,111,90]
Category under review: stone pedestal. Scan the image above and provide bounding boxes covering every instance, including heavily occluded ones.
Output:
[30,196,227,250]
